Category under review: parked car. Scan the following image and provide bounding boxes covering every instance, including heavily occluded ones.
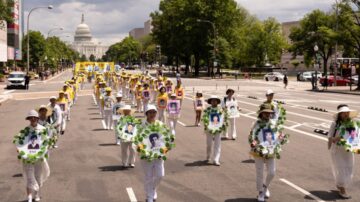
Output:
[319,75,350,86]
[299,71,322,81]
[7,71,26,89]
[264,72,284,81]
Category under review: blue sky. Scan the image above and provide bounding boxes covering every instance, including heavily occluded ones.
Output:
[23,0,335,45]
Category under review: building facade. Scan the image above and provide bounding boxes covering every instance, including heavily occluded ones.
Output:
[71,14,108,59]
[129,19,153,40]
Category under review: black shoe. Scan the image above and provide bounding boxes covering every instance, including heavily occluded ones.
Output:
[61,131,65,135]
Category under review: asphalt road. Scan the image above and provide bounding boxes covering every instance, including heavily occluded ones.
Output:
[0,72,360,202]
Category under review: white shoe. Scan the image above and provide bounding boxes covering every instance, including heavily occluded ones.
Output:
[263,185,270,198]
[27,196,32,202]
[116,141,120,145]
[35,196,41,201]
[257,191,265,202]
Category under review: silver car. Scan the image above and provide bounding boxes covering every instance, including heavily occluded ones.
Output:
[7,72,26,89]
[264,72,284,81]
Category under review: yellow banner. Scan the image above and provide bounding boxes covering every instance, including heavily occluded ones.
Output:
[74,62,115,74]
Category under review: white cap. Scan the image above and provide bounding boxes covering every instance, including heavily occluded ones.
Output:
[145,104,158,114]
[121,105,132,111]
[207,95,221,104]
[335,106,358,119]
[266,89,274,96]
[26,110,39,120]
[50,96,57,100]
[170,93,176,97]
[116,92,123,97]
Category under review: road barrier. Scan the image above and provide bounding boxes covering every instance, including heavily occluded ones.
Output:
[314,129,329,136]
[248,96,258,100]
[308,106,328,112]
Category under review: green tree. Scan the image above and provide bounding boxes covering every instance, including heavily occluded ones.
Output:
[22,31,46,71]
[89,54,96,62]
[105,37,141,65]
[44,36,78,69]
[289,10,337,76]
[80,54,87,62]
[0,0,13,24]
[337,0,360,89]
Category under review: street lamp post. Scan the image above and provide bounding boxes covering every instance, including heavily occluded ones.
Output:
[26,5,53,73]
[47,27,63,38]
[196,19,216,76]
[314,45,319,91]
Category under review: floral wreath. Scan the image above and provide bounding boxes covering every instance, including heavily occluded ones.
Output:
[336,120,360,153]
[248,120,290,159]
[134,121,175,161]
[202,107,229,135]
[41,122,59,149]
[116,116,141,142]
[13,127,49,164]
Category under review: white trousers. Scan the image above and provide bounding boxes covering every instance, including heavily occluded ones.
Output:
[141,160,164,201]
[143,100,149,113]
[167,118,178,135]
[137,100,142,112]
[254,157,276,192]
[330,145,354,188]
[206,132,221,163]
[103,109,113,129]
[158,109,166,123]
[223,118,237,139]
[60,113,67,132]
[23,159,50,192]
[121,142,136,165]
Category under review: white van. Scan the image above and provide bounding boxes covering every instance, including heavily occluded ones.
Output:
[7,71,26,89]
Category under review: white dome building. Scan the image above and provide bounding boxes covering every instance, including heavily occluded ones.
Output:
[71,14,108,60]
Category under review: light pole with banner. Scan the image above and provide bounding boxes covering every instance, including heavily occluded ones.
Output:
[26,5,53,73]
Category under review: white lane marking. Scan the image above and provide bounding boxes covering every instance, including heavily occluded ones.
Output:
[177,121,186,126]
[3,90,15,94]
[289,123,302,129]
[126,187,138,202]
[245,112,256,115]
[280,178,326,202]
[92,94,98,105]
[102,120,107,129]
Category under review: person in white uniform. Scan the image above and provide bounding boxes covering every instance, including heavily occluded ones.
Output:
[113,92,125,145]
[119,105,137,168]
[166,93,181,135]
[103,87,115,130]
[141,105,165,202]
[48,96,62,148]
[222,89,239,140]
[328,104,359,199]
[249,104,276,202]
[22,110,50,202]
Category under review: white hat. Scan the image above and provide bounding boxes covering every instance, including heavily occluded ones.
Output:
[26,110,39,120]
[36,105,53,117]
[145,104,158,115]
[49,96,57,100]
[266,89,274,96]
[118,105,135,115]
[334,106,358,119]
[170,93,176,97]
[207,95,221,104]
[116,92,123,98]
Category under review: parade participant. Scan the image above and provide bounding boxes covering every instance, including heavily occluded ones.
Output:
[156,86,168,122]
[202,95,228,166]
[36,105,57,149]
[62,84,72,121]
[113,92,126,145]
[174,79,184,106]
[135,82,143,112]
[129,76,138,105]
[117,105,138,167]
[103,87,115,130]
[328,104,360,199]
[222,89,240,140]
[165,79,173,95]
[193,91,205,126]
[142,83,151,112]
[166,93,181,135]
[248,104,289,202]
[263,89,286,124]
[139,105,165,202]
[79,73,85,90]
[149,78,156,103]
[98,81,106,117]
[56,91,68,135]
[16,110,50,202]
[48,96,62,148]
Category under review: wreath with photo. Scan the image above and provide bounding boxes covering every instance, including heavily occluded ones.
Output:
[336,120,360,153]
[134,121,175,162]
[248,120,290,159]
[202,107,229,135]
[116,116,141,142]
[13,127,50,164]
